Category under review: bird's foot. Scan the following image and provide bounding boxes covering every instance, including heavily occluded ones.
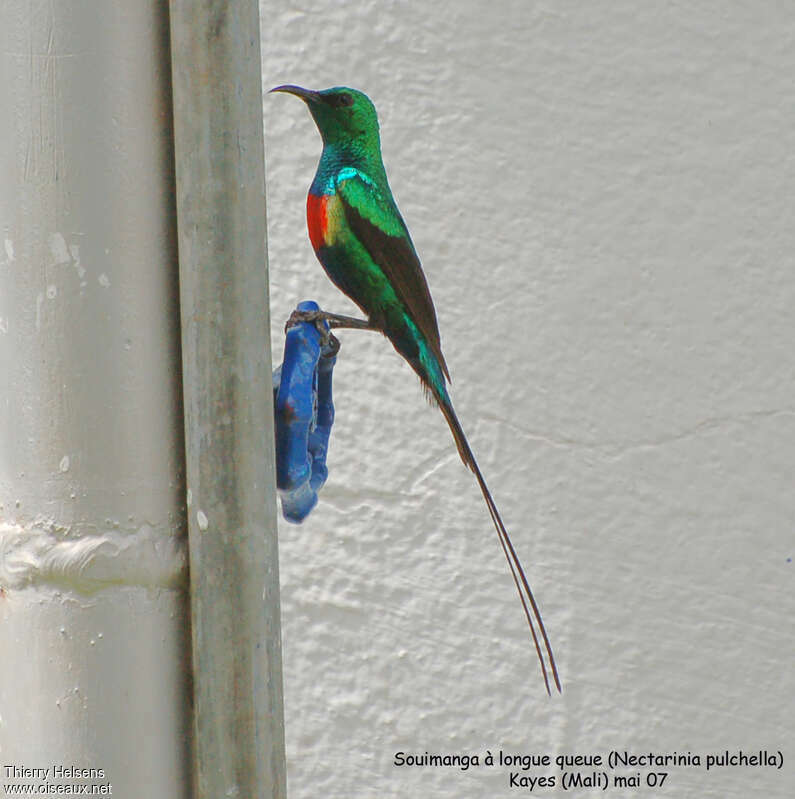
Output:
[284,309,342,356]
[285,309,323,330]
[286,309,374,331]
[286,309,377,342]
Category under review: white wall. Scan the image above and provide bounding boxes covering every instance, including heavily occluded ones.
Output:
[262,2,794,797]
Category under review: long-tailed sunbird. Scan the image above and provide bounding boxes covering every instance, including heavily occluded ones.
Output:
[271,85,561,694]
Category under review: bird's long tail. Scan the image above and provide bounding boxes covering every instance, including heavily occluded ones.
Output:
[438,396,561,694]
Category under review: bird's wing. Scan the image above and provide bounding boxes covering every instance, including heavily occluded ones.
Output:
[335,169,450,382]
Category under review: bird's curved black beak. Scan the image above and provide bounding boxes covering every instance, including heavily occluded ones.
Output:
[269,84,321,104]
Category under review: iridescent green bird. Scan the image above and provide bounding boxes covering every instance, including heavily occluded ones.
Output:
[271,85,561,694]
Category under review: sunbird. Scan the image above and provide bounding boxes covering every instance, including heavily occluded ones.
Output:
[271,85,561,694]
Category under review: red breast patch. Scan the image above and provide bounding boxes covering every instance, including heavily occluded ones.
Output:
[306,193,327,251]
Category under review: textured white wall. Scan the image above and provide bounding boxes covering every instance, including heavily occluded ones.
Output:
[261,2,794,797]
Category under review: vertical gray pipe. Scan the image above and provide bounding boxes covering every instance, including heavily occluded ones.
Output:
[0,2,191,797]
[168,2,286,797]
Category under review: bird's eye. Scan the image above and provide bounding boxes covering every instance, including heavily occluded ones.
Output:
[337,93,354,107]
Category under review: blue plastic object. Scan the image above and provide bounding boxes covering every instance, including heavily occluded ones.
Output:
[273,300,337,523]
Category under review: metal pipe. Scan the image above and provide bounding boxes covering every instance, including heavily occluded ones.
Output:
[0,2,191,796]
[168,2,286,797]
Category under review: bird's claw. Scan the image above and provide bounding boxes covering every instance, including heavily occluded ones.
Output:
[285,309,340,357]
[321,330,341,357]
[285,308,323,331]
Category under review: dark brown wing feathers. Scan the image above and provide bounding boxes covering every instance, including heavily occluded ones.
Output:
[338,194,451,382]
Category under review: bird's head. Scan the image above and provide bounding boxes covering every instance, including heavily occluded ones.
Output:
[270,85,380,150]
